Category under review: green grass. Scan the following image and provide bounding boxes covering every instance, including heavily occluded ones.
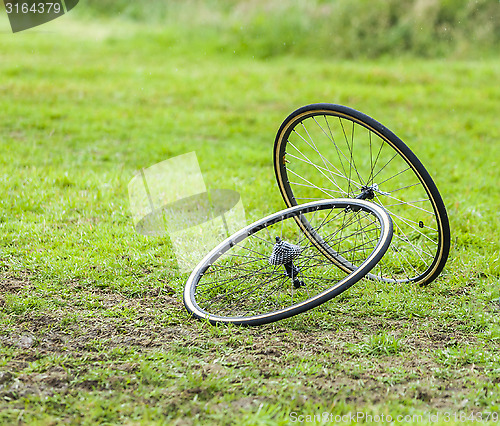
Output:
[0,9,499,426]
[77,0,500,60]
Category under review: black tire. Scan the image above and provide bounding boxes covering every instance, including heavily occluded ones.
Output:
[274,103,450,286]
[183,199,393,326]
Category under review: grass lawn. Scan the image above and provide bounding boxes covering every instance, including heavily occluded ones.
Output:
[0,14,499,425]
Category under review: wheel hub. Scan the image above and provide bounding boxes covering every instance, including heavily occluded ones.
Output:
[269,237,304,288]
[355,183,389,200]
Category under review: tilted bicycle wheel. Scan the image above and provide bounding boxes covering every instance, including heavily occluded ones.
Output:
[183,199,392,326]
[274,104,450,286]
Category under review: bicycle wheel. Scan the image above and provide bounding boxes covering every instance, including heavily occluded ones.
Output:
[183,199,392,326]
[274,104,450,286]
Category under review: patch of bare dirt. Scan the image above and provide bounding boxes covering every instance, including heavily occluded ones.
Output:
[0,274,33,295]
[0,273,495,412]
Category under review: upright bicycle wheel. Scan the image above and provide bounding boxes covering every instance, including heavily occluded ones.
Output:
[274,104,450,286]
[183,199,392,326]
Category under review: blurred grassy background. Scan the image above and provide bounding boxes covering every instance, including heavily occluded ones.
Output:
[75,0,500,59]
